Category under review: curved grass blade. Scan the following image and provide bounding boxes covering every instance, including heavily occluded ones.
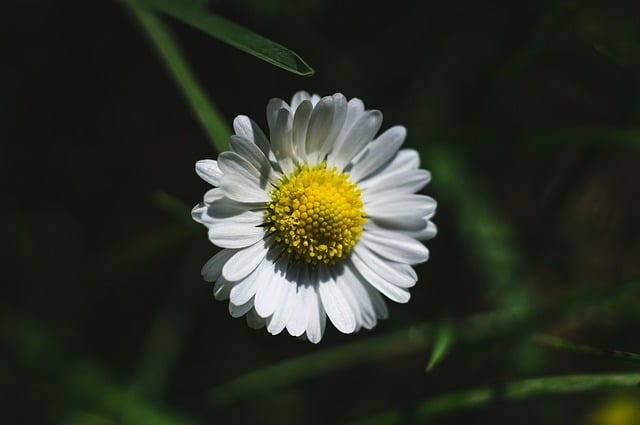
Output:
[534,333,640,363]
[351,373,640,425]
[123,1,230,152]
[135,0,314,77]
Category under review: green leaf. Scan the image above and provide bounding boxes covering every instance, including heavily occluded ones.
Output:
[134,0,315,77]
[426,321,454,372]
[123,2,231,152]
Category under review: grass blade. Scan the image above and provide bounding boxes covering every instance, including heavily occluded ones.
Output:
[534,333,640,363]
[123,1,231,152]
[135,0,315,77]
[351,373,640,424]
[426,321,454,372]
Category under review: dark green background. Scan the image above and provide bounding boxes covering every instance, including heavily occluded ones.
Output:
[3,0,640,424]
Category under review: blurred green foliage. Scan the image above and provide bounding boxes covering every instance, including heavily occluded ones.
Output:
[2,0,640,424]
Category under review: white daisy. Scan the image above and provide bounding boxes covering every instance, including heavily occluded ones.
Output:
[192,92,437,343]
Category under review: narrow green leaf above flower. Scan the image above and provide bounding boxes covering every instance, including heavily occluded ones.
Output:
[192,92,437,342]
[134,0,315,76]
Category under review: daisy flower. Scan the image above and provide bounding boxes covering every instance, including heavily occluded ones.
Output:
[192,92,436,343]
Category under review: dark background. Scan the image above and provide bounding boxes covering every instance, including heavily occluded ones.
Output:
[3,0,640,424]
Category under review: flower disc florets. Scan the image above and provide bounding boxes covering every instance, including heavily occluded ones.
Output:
[266,163,366,265]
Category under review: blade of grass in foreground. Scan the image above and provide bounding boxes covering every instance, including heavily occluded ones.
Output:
[123,1,231,152]
[350,373,640,425]
[134,0,315,77]
[534,334,640,363]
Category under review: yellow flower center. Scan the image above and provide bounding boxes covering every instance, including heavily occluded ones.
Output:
[266,163,366,265]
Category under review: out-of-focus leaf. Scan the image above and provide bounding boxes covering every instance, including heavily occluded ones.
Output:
[2,314,200,425]
[134,0,315,76]
[426,321,454,372]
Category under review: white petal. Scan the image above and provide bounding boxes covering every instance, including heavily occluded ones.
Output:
[335,267,364,331]
[363,278,389,320]
[203,187,225,204]
[196,160,223,186]
[201,249,237,282]
[360,169,431,198]
[229,135,279,183]
[355,148,420,186]
[305,276,325,343]
[246,308,266,329]
[421,221,438,240]
[231,256,274,306]
[292,100,313,159]
[218,151,272,188]
[270,107,295,174]
[221,174,271,203]
[347,255,411,303]
[222,239,269,282]
[366,194,436,220]
[352,244,417,288]
[213,277,233,300]
[290,91,311,111]
[191,202,209,225]
[286,268,312,337]
[304,96,334,163]
[254,256,288,317]
[328,98,365,158]
[349,126,406,181]
[339,98,366,138]
[339,265,379,329]
[204,197,264,223]
[328,110,382,171]
[305,94,347,164]
[267,98,290,135]
[267,273,297,335]
[360,228,429,265]
[229,299,253,318]
[208,222,264,248]
[318,265,357,334]
[233,115,271,157]
[370,214,437,242]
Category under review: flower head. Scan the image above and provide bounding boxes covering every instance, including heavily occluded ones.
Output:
[192,92,436,343]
